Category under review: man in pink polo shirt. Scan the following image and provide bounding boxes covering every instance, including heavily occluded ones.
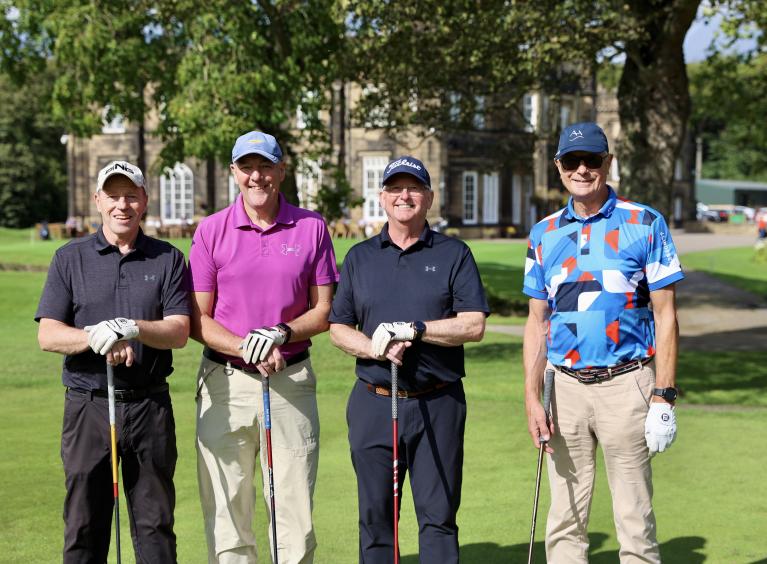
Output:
[189,131,339,563]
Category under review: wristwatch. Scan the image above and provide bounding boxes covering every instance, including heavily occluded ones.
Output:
[412,320,426,341]
[276,322,293,344]
[652,387,678,403]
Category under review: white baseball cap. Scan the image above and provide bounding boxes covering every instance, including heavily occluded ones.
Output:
[96,161,146,192]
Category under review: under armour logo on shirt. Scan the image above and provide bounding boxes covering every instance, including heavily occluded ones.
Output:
[425,265,437,272]
[144,274,157,282]
[282,244,301,256]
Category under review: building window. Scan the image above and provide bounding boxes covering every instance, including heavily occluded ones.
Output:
[449,92,461,123]
[523,93,538,132]
[463,171,478,225]
[228,175,238,204]
[296,159,322,210]
[512,174,522,225]
[675,158,684,181]
[160,163,194,224]
[473,95,486,129]
[560,104,571,129]
[482,172,499,224]
[101,106,125,134]
[363,156,388,221]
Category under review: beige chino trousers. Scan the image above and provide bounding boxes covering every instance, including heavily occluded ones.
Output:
[196,355,319,564]
[545,360,661,564]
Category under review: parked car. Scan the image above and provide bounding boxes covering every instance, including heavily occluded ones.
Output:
[697,203,729,222]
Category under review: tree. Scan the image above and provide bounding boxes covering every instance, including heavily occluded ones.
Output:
[347,0,701,215]
[0,66,67,228]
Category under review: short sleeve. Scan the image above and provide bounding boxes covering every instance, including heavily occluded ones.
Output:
[35,252,74,324]
[188,224,218,293]
[645,215,684,291]
[522,233,547,300]
[329,251,358,326]
[309,219,340,287]
[161,248,192,317]
[451,246,490,314]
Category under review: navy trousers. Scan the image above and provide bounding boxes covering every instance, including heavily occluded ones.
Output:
[347,379,466,564]
[61,388,177,563]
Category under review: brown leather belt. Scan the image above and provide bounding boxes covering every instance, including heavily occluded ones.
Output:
[203,346,309,373]
[557,357,653,384]
[367,381,450,398]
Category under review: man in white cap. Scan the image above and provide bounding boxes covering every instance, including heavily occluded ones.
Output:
[36,160,191,563]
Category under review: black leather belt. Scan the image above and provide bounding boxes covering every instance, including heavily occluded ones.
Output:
[557,357,653,384]
[203,346,309,373]
[366,381,451,398]
[68,383,169,402]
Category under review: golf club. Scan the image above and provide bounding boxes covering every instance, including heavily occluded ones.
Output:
[391,361,400,564]
[527,368,555,564]
[106,362,122,564]
[262,375,279,564]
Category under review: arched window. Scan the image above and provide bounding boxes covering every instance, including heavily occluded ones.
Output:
[160,163,194,224]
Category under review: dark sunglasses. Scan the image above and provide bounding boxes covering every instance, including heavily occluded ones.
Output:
[559,153,605,171]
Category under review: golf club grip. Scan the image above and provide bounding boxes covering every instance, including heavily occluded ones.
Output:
[262,377,272,430]
[106,363,116,425]
[391,362,398,420]
[542,369,555,417]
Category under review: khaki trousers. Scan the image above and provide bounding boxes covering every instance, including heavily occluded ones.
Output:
[545,361,661,564]
[196,355,319,564]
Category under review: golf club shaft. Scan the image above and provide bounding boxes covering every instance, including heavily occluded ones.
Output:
[106,362,121,564]
[263,376,279,564]
[391,361,400,564]
[527,368,555,564]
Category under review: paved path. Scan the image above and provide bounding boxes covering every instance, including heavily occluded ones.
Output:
[487,232,767,351]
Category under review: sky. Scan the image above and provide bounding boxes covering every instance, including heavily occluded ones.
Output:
[684,3,760,62]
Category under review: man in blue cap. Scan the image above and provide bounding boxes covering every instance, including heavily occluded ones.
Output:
[329,156,489,563]
[189,131,339,563]
[523,122,683,563]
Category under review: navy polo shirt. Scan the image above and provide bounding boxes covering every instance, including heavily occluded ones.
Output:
[35,228,191,390]
[330,223,489,390]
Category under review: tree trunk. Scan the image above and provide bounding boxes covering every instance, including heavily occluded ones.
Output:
[617,0,700,216]
[206,157,216,213]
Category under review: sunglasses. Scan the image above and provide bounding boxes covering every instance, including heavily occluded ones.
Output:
[559,153,606,171]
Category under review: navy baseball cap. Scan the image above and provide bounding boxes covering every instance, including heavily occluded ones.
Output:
[555,122,609,159]
[382,156,431,189]
[231,131,283,163]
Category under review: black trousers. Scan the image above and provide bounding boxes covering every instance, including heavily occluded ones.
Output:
[347,379,466,564]
[61,388,177,563]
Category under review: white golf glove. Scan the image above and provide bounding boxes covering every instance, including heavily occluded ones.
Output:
[371,322,416,358]
[240,327,287,365]
[645,402,677,455]
[84,318,139,355]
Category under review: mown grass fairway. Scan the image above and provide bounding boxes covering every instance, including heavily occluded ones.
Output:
[1,231,766,562]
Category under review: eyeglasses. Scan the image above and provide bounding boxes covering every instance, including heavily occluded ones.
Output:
[382,185,428,195]
[559,153,606,171]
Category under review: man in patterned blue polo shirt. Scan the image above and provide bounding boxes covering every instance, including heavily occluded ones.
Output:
[523,122,683,563]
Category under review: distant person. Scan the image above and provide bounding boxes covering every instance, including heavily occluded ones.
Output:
[40,220,51,240]
[758,214,766,240]
[329,156,488,563]
[523,122,684,563]
[35,160,191,563]
[189,131,338,563]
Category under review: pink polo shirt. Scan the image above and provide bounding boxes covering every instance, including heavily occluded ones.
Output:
[189,193,339,362]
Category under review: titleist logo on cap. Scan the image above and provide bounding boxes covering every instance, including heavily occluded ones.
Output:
[386,158,422,173]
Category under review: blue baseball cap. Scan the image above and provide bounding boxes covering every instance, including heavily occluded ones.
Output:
[555,122,609,159]
[382,156,431,189]
[231,131,283,163]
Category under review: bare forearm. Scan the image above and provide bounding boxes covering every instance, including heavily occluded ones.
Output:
[284,302,331,343]
[420,312,485,346]
[653,310,678,388]
[38,319,90,355]
[192,314,243,357]
[523,316,549,403]
[135,316,189,350]
[329,323,376,360]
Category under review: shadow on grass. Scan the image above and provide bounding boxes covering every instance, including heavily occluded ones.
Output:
[464,341,522,362]
[677,350,767,398]
[680,327,767,353]
[400,533,707,563]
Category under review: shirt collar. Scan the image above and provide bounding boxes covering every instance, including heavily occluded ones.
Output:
[233,193,295,230]
[564,185,617,222]
[379,221,433,249]
[95,225,146,254]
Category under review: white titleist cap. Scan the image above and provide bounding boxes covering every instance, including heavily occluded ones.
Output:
[96,161,146,192]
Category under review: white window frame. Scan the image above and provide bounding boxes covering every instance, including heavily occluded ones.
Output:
[463,171,478,225]
[101,106,125,134]
[228,175,238,204]
[512,173,522,225]
[160,163,194,224]
[610,156,620,181]
[473,95,486,129]
[296,158,322,210]
[482,172,499,224]
[363,156,388,222]
[523,93,539,132]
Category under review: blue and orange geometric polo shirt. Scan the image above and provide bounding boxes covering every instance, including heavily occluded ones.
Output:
[523,187,684,369]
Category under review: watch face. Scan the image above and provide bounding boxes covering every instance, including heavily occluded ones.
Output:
[663,388,678,402]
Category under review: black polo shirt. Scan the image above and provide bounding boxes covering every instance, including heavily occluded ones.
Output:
[329,223,489,390]
[35,227,191,390]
